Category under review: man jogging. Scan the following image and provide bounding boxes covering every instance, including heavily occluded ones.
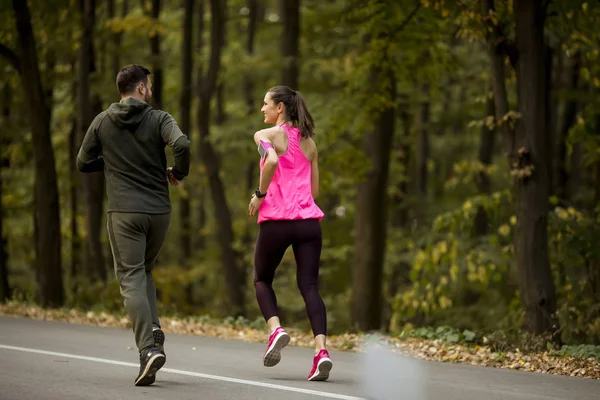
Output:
[77,64,190,386]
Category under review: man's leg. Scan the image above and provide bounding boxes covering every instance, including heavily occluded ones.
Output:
[107,212,154,351]
[144,213,171,331]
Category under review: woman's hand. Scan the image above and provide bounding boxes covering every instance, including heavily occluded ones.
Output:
[248,194,264,216]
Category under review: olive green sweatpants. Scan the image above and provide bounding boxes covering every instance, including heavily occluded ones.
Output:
[107,212,170,351]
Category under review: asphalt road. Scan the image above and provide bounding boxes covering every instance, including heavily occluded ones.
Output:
[0,316,598,400]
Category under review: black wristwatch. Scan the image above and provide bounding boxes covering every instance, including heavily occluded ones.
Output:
[255,187,267,198]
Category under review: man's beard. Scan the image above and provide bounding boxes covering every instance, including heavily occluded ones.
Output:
[144,93,152,104]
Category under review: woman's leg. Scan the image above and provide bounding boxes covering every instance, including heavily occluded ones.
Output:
[292,219,327,353]
[253,221,290,332]
[254,221,293,367]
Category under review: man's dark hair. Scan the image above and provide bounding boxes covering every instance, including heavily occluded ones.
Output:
[116,64,151,94]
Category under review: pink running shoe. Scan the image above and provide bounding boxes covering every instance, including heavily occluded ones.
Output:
[307,349,333,381]
[263,327,290,367]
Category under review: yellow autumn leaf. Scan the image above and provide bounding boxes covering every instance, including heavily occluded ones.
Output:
[556,207,569,220]
[498,224,510,237]
[439,296,452,309]
[439,240,448,254]
[450,264,459,281]
[462,200,473,212]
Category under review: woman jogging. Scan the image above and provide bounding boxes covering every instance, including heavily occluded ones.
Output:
[248,85,332,382]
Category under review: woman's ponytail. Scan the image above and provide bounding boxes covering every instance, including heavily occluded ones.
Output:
[294,91,315,138]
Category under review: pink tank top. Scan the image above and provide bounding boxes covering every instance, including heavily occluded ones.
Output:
[257,124,324,224]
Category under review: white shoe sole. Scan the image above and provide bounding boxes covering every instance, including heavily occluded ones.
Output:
[135,353,166,386]
[263,331,290,367]
[308,357,333,381]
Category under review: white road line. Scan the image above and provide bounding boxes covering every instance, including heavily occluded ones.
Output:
[0,344,364,400]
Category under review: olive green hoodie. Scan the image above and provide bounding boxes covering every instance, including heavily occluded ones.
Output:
[77,97,190,214]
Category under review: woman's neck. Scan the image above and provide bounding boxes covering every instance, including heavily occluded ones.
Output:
[276,115,287,126]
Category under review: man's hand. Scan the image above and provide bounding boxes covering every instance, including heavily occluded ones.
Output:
[167,167,181,187]
[248,193,264,216]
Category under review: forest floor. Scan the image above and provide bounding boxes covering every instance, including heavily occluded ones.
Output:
[1,301,598,380]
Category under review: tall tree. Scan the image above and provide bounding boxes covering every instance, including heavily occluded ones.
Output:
[555,52,580,202]
[197,0,246,316]
[513,0,558,336]
[9,0,63,306]
[179,0,194,268]
[0,82,11,302]
[384,95,413,330]
[481,0,515,159]
[195,0,207,253]
[416,82,430,198]
[281,0,300,89]
[78,0,106,282]
[350,0,420,332]
[150,0,163,109]
[107,0,128,78]
[69,67,81,284]
[474,92,496,236]
[243,0,260,247]
[351,63,396,331]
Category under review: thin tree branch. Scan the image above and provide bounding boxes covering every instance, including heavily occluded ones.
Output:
[391,2,422,37]
[0,44,21,74]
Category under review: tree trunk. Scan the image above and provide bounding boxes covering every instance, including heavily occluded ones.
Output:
[194,0,206,253]
[416,83,430,198]
[150,0,163,109]
[595,115,600,213]
[351,65,396,332]
[244,0,258,115]
[438,77,453,137]
[68,58,82,283]
[513,0,558,337]
[452,85,467,135]
[179,0,194,268]
[556,52,580,203]
[474,93,496,236]
[216,83,226,125]
[544,45,554,193]
[568,142,583,198]
[243,0,259,248]
[481,0,515,159]
[107,0,127,78]
[78,0,106,282]
[589,115,600,304]
[197,0,246,316]
[392,96,411,227]
[215,2,228,126]
[384,96,411,330]
[13,0,63,307]
[69,117,81,282]
[280,0,300,89]
[0,83,11,302]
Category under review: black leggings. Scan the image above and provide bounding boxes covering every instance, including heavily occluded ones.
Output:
[253,218,327,336]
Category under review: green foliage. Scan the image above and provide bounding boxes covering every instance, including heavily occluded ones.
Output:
[389,190,516,332]
[549,206,600,344]
[400,325,478,344]
[554,344,600,361]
